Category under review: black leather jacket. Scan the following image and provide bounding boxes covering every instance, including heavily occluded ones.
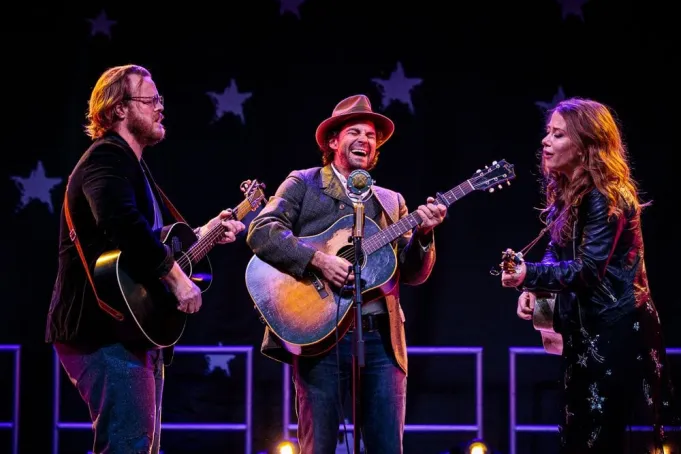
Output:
[522,188,652,334]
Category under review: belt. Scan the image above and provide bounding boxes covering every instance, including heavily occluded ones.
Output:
[350,313,388,332]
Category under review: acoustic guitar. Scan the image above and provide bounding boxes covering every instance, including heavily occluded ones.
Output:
[93,179,267,348]
[245,160,516,356]
[499,248,562,355]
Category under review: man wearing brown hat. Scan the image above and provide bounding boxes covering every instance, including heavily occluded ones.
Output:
[246,94,447,453]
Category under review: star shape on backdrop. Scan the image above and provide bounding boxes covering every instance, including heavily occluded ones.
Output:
[535,85,566,111]
[372,62,423,113]
[279,0,306,18]
[556,0,589,21]
[206,80,252,124]
[11,161,63,214]
[87,10,117,39]
[205,343,236,376]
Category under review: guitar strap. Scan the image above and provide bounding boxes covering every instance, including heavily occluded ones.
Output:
[517,206,570,257]
[63,188,126,322]
[154,185,186,223]
[63,163,187,322]
[140,159,188,224]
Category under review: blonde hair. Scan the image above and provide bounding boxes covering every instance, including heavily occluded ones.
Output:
[85,64,151,139]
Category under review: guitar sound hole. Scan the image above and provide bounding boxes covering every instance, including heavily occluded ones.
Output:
[336,245,366,270]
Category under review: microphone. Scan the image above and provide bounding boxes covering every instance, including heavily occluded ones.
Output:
[347,169,373,200]
[347,170,373,239]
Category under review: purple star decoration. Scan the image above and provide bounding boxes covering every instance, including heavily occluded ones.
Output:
[205,342,235,376]
[535,86,566,111]
[280,0,306,18]
[206,80,253,124]
[205,354,235,376]
[556,0,589,21]
[372,62,423,113]
[11,161,63,214]
[87,10,116,38]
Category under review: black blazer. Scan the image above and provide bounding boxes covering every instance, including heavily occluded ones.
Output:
[45,132,176,349]
[523,188,654,333]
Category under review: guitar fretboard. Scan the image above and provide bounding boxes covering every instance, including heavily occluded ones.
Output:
[180,188,264,268]
[363,180,475,254]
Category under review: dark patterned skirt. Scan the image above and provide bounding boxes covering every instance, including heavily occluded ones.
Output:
[559,302,679,454]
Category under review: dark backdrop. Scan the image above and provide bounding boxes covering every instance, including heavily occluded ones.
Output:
[1,2,677,453]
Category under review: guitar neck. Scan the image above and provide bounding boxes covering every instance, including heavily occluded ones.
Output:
[363,179,475,254]
[184,197,253,264]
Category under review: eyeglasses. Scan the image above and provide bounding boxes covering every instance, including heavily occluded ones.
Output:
[124,94,164,107]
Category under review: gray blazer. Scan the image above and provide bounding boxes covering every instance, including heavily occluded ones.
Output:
[246,164,436,374]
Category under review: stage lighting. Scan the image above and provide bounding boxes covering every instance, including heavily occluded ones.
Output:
[275,440,297,454]
[467,439,488,454]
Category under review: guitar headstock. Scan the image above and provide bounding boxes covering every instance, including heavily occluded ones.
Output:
[240,179,267,210]
[501,248,524,272]
[470,159,516,193]
[490,248,524,276]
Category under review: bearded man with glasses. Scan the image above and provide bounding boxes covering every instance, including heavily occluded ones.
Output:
[45,64,245,454]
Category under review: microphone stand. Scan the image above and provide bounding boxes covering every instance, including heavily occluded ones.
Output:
[350,197,365,454]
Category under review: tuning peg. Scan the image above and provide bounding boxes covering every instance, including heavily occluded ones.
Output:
[498,184,502,189]
[476,169,481,173]
[485,165,489,169]
[489,187,495,193]
[492,160,497,165]
[507,181,511,186]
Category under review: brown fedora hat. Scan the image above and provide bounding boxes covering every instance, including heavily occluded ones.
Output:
[315,94,395,152]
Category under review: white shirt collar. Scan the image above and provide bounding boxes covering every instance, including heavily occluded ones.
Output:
[330,164,347,188]
[330,163,374,201]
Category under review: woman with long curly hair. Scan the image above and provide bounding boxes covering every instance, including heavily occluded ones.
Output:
[501,98,678,453]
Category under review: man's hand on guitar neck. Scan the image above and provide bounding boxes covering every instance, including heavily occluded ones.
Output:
[161,262,202,314]
[196,179,251,244]
[415,196,448,236]
[517,291,536,320]
[310,251,354,288]
[197,209,246,245]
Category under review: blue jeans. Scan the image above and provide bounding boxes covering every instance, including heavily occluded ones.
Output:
[292,327,407,454]
[54,342,164,454]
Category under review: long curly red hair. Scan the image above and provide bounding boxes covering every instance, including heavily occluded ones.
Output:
[539,98,648,245]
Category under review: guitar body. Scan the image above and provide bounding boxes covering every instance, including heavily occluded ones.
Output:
[245,215,399,357]
[499,248,563,356]
[532,292,563,355]
[246,160,516,357]
[93,222,213,348]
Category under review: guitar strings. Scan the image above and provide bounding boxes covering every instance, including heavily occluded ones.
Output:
[332,181,477,263]
[175,200,253,270]
[179,172,488,268]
